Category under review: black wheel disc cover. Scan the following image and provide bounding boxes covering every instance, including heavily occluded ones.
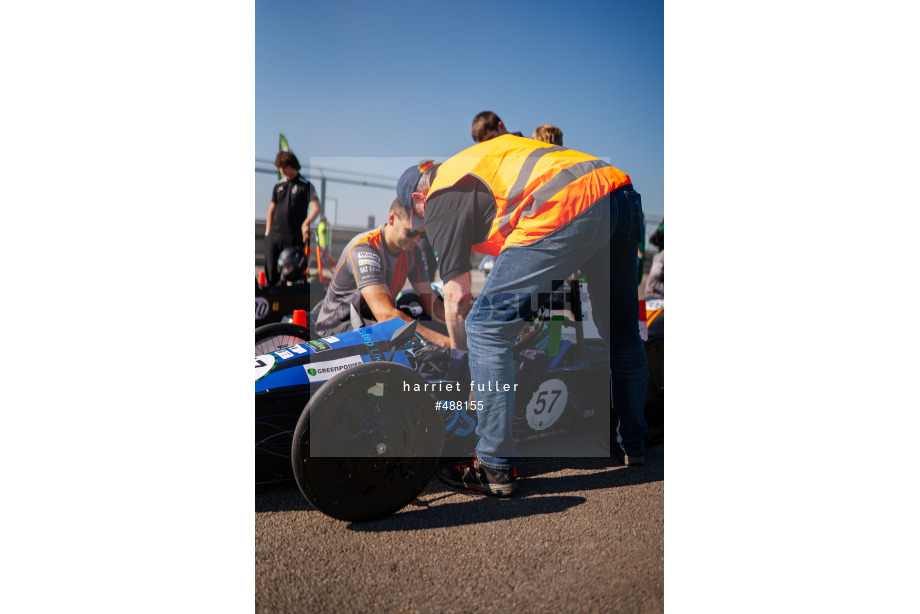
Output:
[291,362,444,522]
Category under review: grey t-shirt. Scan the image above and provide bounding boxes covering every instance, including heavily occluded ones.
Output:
[313,226,431,335]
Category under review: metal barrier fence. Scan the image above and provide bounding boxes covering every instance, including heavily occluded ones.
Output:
[254,160,661,271]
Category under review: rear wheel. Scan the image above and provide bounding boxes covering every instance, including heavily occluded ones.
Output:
[291,362,444,522]
[255,322,312,356]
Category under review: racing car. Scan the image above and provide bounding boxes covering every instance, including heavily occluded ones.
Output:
[255,280,663,522]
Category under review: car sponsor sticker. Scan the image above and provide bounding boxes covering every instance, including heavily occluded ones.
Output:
[255,297,269,320]
[303,356,364,382]
[525,379,568,431]
[324,336,340,344]
[289,345,307,354]
[275,349,294,359]
[255,354,276,380]
[306,339,331,351]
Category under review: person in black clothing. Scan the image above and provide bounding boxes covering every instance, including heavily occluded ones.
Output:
[263,151,320,286]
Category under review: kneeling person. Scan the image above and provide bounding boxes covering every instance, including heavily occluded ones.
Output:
[312,198,450,346]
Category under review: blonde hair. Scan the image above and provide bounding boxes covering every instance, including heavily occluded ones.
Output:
[532,124,563,146]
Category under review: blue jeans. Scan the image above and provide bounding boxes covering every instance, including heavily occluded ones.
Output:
[465,185,648,470]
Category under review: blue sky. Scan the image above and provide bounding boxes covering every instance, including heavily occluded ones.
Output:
[255,0,663,233]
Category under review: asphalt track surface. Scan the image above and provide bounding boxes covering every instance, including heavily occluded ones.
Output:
[256,434,663,613]
[256,268,662,612]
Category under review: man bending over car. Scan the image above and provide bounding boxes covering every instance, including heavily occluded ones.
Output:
[398,138,648,497]
[311,198,450,346]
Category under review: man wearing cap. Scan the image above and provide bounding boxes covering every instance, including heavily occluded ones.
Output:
[397,136,648,497]
[311,195,449,346]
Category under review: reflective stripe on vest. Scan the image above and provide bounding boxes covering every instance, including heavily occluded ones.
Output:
[428,135,631,255]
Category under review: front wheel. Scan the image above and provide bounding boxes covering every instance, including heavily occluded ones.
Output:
[291,362,443,522]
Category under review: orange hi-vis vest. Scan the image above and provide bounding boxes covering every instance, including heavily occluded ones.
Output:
[427,134,632,256]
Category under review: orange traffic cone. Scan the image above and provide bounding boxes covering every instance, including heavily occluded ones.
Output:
[293,310,307,327]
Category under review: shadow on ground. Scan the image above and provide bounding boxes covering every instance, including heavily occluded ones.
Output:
[347,443,662,532]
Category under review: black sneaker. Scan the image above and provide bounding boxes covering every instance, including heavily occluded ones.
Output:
[437,457,518,497]
[611,444,645,467]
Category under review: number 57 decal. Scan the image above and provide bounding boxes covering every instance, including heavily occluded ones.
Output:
[525,379,568,431]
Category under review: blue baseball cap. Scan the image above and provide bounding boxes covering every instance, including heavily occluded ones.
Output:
[397,161,435,231]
